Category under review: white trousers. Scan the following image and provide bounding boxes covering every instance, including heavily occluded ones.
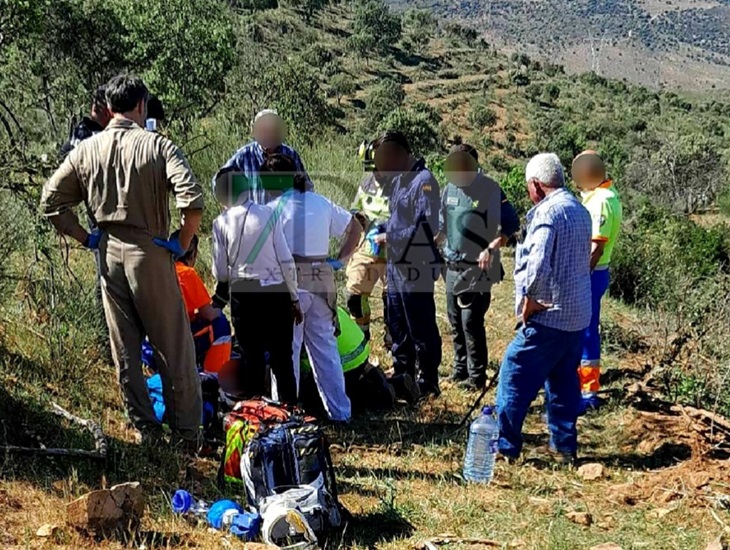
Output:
[293,290,351,422]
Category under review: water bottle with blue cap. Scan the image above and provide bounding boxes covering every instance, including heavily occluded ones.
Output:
[463,405,500,483]
[172,489,209,517]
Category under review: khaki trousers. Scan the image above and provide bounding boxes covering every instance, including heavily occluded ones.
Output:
[99,226,202,439]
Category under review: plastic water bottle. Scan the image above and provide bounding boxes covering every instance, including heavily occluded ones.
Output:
[172,489,209,517]
[463,406,499,483]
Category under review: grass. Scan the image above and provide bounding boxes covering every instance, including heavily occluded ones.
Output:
[1,245,727,549]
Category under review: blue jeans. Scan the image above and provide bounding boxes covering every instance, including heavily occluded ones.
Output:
[496,321,583,457]
[582,268,610,364]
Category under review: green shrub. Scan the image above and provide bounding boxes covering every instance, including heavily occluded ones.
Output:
[468,101,497,129]
[378,103,442,155]
[365,78,405,128]
[610,203,730,306]
[499,164,531,217]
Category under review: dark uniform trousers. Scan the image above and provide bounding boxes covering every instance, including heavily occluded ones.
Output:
[445,268,492,386]
[386,264,442,389]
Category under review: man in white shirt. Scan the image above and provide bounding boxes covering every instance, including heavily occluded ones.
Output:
[212,191,302,405]
[266,154,362,422]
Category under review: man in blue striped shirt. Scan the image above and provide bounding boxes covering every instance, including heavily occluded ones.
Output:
[213,109,313,204]
[496,153,592,465]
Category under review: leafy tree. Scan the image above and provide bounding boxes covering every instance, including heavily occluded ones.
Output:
[114,0,236,128]
[227,53,334,143]
[378,103,442,154]
[624,130,727,213]
[330,73,356,105]
[45,0,127,90]
[347,32,376,64]
[286,0,328,22]
[350,0,401,60]
[442,22,477,45]
[302,43,335,67]
[402,8,435,55]
[229,0,278,10]
[499,164,531,217]
[365,78,405,128]
[0,0,51,49]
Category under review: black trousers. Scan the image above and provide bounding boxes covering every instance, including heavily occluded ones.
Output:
[386,265,442,389]
[445,268,492,386]
[230,281,298,405]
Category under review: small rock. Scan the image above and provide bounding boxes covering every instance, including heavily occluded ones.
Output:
[66,482,144,536]
[647,507,673,520]
[578,463,605,481]
[36,524,59,538]
[567,511,593,526]
[706,534,730,550]
[690,471,711,489]
[590,544,623,550]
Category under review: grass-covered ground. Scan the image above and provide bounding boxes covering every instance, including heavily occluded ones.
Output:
[3,4,730,549]
[1,249,728,549]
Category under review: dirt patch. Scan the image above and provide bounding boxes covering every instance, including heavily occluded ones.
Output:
[608,458,730,507]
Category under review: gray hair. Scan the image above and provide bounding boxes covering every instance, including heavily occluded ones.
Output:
[253,109,280,124]
[525,153,565,188]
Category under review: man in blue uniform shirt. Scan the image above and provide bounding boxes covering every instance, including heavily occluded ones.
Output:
[371,131,443,398]
[440,144,520,391]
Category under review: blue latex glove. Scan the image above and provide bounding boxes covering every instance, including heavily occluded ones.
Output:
[327,258,344,271]
[83,230,102,250]
[365,227,382,255]
[153,236,186,260]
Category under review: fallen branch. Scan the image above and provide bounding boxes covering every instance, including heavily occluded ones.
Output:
[415,535,502,549]
[1,445,106,459]
[673,404,730,435]
[0,402,106,460]
[51,402,107,457]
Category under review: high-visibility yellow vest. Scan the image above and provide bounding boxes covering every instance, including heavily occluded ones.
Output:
[301,307,369,374]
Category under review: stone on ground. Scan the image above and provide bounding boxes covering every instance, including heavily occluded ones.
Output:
[66,482,144,536]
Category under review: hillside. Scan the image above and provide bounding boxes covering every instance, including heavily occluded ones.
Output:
[2,1,730,549]
[391,0,730,90]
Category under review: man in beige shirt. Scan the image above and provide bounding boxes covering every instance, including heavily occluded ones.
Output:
[41,74,204,447]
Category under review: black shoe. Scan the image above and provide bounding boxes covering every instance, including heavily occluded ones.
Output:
[389,373,421,405]
[417,380,441,399]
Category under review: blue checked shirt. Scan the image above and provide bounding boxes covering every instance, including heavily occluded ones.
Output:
[213,141,313,204]
[514,187,592,332]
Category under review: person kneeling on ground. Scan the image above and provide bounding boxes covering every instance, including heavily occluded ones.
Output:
[496,153,592,465]
[170,230,232,373]
[143,232,232,374]
[298,307,421,415]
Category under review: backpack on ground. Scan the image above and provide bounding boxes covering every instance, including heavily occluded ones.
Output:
[220,399,306,486]
[242,419,343,538]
